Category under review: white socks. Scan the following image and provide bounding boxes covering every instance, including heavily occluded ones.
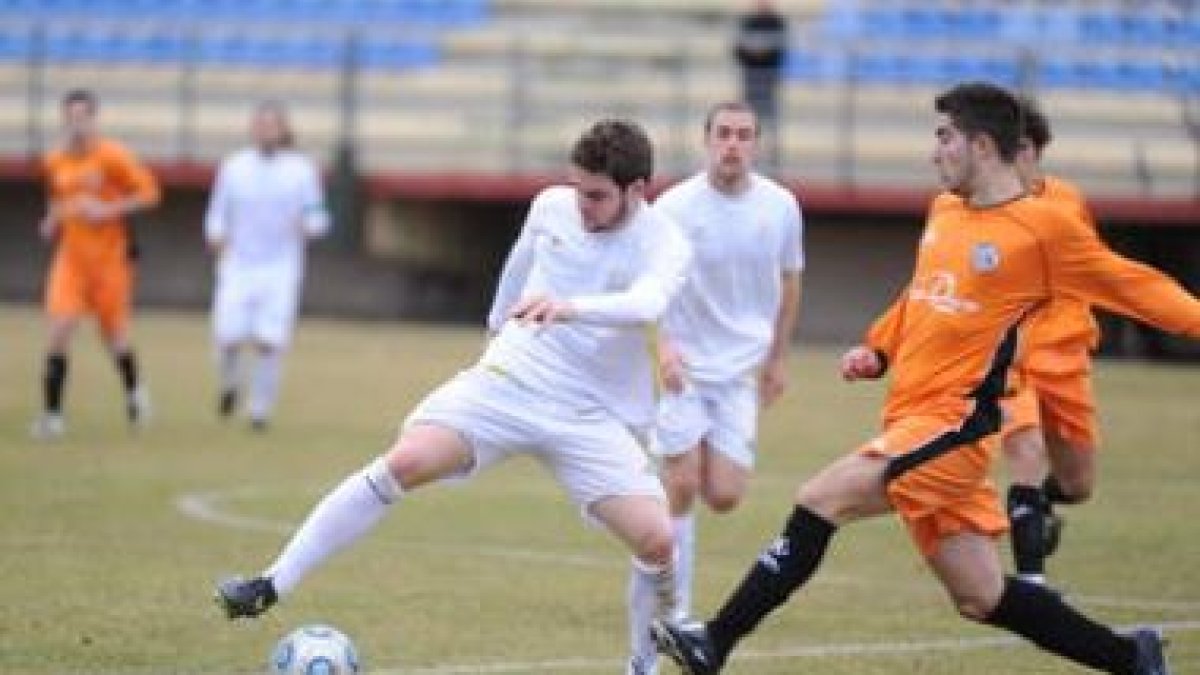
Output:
[627,513,695,672]
[628,556,678,674]
[217,344,284,421]
[248,348,284,421]
[673,513,696,617]
[266,457,402,595]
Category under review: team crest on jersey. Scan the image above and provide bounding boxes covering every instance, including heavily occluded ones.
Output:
[971,242,1000,273]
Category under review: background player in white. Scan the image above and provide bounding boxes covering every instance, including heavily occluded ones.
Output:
[628,100,803,674]
[204,101,329,431]
[215,120,692,672]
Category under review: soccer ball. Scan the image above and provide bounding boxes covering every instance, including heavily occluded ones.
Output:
[269,624,361,674]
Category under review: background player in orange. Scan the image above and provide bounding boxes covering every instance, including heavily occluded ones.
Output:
[1001,98,1102,584]
[653,81,1198,675]
[32,89,161,439]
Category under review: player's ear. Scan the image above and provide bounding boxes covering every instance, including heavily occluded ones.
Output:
[625,178,648,201]
[970,132,996,161]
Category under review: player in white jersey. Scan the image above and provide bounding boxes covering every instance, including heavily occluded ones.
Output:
[204,101,330,431]
[214,120,692,673]
[627,100,803,675]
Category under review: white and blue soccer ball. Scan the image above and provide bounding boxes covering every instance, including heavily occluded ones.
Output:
[269,624,361,674]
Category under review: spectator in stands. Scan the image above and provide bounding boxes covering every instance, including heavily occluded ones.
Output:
[32,88,161,440]
[733,0,790,170]
[204,101,330,432]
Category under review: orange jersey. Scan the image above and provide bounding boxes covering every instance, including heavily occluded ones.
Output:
[866,194,1200,429]
[43,138,160,264]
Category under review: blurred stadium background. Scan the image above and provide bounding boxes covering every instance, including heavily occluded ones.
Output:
[1,4,1198,673]
[0,0,1196,355]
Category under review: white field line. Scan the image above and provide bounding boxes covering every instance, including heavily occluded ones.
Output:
[178,486,1200,673]
[372,620,1200,674]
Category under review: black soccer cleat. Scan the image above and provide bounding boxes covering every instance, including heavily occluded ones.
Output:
[214,576,277,619]
[1132,627,1171,675]
[218,389,237,420]
[1043,511,1064,558]
[652,619,724,675]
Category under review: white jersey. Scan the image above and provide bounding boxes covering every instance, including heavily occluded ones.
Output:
[483,186,692,428]
[655,172,803,383]
[204,148,330,284]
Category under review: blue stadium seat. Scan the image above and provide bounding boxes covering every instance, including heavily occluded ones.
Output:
[1077,11,1123,44]
[899,8,946,38]
[949,8,1001,40]
[859,10,905,39]
[0,26,33,61]
[358,37,439,70]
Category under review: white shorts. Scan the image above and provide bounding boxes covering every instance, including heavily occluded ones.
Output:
[654,377,759,469]
[403,367,665,509]
[212,273,300,348]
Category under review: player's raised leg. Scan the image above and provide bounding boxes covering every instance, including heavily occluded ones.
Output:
[215,423,472,618]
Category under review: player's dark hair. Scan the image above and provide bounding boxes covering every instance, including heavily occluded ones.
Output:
[256,100,295,148]
[1017,96,1052,155]
[569,119,654,189]
[703,100,759,136]
[62,88,98,114]
[934,82,1023,162]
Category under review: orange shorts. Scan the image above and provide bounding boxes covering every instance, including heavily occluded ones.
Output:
[45,253,134,338]
[1002,345,1097,450]
[861,415,1008,558]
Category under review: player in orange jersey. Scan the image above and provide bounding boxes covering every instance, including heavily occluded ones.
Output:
[654,82,1193,675]
[32,89,161,440]
[1000,99,1103,585]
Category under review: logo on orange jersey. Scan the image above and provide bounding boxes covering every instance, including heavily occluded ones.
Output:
[909,271,981,314]
[971,242,1001,273]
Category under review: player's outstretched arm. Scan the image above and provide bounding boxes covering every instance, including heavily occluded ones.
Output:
[1050,218,1200,340]
[568,219,692,326]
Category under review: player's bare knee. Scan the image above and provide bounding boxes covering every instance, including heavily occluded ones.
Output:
[949,588,998,622]
[664,462,701,509]
[633,527,675,567]
[702,488,743,514]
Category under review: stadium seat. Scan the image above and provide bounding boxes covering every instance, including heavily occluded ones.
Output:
[0,27,32,61]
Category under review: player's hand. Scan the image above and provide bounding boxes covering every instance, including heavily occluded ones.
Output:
[510,295,576,327]
[840,346,884,381]
[657,338,686,394]
[38,214,60,241]
[759,356,789,407]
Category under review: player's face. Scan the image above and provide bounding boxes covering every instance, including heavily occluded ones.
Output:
[706,110,758,181]
[252,109,289,152]
[931,113,977,196]
[61,101,97,144]
[570,166,641,232]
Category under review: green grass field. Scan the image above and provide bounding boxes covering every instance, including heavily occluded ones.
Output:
[1,304,1197,674]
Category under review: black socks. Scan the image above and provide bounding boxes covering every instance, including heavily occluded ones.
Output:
[43,353,67,413]
[1007,484,1050,577]
[987,576,1137,674]
[706,505,837,658]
